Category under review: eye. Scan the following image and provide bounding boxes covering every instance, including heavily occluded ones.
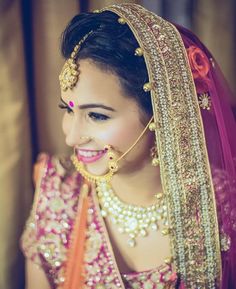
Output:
[58,103,73,114]
[88,112,110,121]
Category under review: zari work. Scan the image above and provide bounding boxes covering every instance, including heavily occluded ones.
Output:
[21,156,177,289]
[101,4,221,289]
[20,3,228,289]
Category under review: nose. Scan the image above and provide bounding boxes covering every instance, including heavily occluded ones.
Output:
[65,117,84,147]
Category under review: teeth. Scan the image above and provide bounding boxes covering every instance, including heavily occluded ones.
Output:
[78,150,102,157]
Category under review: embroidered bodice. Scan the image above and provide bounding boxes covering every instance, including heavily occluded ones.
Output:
[21,156,178,289]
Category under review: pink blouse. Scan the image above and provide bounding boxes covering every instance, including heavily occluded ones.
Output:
[21,155,178,289]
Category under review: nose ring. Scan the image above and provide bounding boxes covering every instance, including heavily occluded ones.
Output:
[80,136,92,141]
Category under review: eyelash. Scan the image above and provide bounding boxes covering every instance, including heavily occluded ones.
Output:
[58,103,110,121]
[88,112,110,121]
[58,103,73,114]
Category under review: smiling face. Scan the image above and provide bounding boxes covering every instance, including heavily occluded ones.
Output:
[60,59,153,176]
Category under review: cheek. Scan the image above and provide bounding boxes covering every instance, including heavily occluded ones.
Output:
[97,120,143,151]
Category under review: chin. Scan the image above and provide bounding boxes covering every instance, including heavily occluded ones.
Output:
[84,162,109,177]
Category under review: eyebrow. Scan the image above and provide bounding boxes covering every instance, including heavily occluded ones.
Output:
[60,97,116,112]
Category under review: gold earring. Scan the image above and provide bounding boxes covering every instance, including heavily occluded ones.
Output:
[150,142,159,166]
[104,145,119,173]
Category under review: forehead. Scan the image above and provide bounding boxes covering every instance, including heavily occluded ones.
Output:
[61,59,137,108]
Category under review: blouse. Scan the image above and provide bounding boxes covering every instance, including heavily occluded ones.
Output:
[20,155,183,289]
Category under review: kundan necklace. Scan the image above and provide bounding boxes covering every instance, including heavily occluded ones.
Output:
[96,180,170,247]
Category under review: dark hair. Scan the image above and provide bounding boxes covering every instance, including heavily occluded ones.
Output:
[61,11,152,119]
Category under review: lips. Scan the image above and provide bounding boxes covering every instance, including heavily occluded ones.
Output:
[75,148,106,164]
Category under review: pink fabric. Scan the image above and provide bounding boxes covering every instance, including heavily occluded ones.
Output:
[177,24,236,289]
[21,154,234,288]
[21,23,236,289]
[21,156,178,289]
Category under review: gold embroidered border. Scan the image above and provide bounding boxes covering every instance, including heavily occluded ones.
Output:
[103,4,221,288]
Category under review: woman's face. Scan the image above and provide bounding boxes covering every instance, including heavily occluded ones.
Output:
[60,59,153,176]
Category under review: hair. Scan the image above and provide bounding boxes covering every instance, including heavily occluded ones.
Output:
[61,11,152,120]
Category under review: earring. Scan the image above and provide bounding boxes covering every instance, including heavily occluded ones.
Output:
[150,142,159,166]
[104,145,119,173]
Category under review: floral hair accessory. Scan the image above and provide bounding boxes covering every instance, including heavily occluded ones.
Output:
[187,45,212,95]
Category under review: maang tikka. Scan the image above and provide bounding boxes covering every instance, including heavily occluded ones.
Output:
[59,31,93,91]
[59,21,159,180]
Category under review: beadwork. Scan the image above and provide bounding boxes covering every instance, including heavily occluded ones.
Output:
[198,92,212,110]
[96,180,169,247]
[102,3,221,288]
[59,3,220,287]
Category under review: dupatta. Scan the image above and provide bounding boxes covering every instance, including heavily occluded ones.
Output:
[62,3,236,289]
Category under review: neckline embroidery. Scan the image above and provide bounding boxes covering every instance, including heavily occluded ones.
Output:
[86,189,176,288]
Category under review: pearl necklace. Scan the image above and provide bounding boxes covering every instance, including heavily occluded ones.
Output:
[96,181,169,247]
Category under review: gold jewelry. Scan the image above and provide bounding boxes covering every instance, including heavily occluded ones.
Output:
[152,158,160,166]
[71,154,114,183]
[143,82,152,92]
[96,180,169,247]
[80,136,93,141]
[198,92,211,110]
[104,145,119,173]
[150,142,159,166]
[118,17,126,24]
[134,47,143,56]
[72,117,154,183]
[59,31,93,91]
[71,145,120,183]
[149,122,156,131]
[149,122,159,166]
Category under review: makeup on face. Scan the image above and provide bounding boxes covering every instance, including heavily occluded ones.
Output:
[75,147,107,164]
[60,97,115,113]
[61,60,151,176]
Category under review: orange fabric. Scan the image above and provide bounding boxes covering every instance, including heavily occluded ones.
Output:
[33,153,48,186]
[62,183,90,289]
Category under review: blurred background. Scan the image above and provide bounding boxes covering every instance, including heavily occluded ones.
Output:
[0,0,235,288]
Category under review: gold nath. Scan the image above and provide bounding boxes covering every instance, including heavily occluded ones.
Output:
[71,154,114,183]
[59,31,93,91]
[71,117,154,184]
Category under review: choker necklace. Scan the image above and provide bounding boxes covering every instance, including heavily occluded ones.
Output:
[96,180,169,247]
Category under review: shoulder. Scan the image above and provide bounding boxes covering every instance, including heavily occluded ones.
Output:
[34,153,82,222]
[34,153,82,201]
[35,153,79,185]
[21,153,82,266]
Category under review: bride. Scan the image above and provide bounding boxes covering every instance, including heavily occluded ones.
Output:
[21,3,236,289]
